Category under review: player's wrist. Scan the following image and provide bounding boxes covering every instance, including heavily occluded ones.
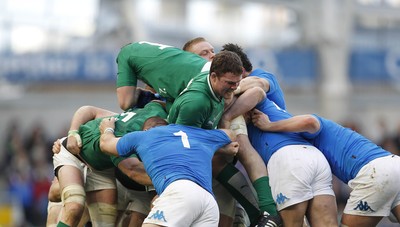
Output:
[68,129,79,136]
[103,127,115,134]
[68,129,82,146]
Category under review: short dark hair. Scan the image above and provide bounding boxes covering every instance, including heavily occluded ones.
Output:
[142,116,168,130]
[221,43,253,73]
[182,37,206,51]
[210,51,243,77]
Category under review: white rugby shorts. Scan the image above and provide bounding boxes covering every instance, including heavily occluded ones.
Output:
[267,145,334,211]
[144,179,219,227]
[344,155,400,216]
[53,137,116,192]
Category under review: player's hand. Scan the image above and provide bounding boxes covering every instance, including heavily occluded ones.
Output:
[99,117,116,134]
[52,139,62,154]
[251,109,271,129]
[67,130,82,155]
[219,141,239,156]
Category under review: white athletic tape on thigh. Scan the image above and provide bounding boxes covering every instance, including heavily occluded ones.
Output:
[230,115,248,136]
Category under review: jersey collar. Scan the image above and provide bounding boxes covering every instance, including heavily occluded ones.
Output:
[207,74,222,102]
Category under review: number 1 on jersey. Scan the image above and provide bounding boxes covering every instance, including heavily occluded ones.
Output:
[174,130,191,148]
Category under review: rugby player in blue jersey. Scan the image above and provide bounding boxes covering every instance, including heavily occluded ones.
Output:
[251,109,400,227]
[99,116,239,227]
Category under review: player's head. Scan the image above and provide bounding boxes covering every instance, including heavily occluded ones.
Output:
[142,117,168,131]
[209,51,243,99]
[183,37,215,61]
[221,43,253,75]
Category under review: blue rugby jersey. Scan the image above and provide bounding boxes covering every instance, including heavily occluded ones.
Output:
[116,124,232,195]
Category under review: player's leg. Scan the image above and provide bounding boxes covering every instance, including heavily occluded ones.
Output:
[46,176,90,227]
[48,177,61,203]
[306,195,338,226]
[47,201,62,227]
[115,179,155,227]
[212,178,236,227]
[279,201,309,227]
[57,165,86,227]
[305,149,338,227]
[85,168,118,227]
[236,133,278,216]
[226,115,280,226]
[53,137,88,227]
[233,202,251,227]
[391,204,400,223]
[212,153,260,225]
[47,177,62,226]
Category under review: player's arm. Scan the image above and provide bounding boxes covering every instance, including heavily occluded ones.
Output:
[117,86,140,110]
[99,117,121,156]
[118,86,163,110]
[216,142,239,156]
[213,129,239,156]
[251,109,320,134]
[67,106,117,155]
[220,86,265,128]
[70,105,117,130]
[234,76,270,95]
[117,157,152,186]
[116,44,140,110]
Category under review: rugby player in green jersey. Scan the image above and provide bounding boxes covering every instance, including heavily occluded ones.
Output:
[167,50,243,129]
[182,37,215,61]
[52,102,167,227]
[170,44,280,227]
[116,41,211,111]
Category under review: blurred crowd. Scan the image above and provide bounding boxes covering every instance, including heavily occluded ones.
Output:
[0,117,399,226]
[0,119,66,226]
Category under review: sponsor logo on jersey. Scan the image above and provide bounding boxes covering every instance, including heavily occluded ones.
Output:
[158,88,167,95]
[353,201,375,212]
[206,120,214,129]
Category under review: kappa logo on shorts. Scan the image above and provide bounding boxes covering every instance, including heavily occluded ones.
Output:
[276,193,289,205]
[354,201,375,212]
[148,210,167,222]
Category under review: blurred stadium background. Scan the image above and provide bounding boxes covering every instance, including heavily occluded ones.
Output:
[0,0,399,226]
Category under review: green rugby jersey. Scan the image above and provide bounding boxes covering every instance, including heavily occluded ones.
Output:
[116,41,210,101]
[167,73,225,129]
[78,102,167,170]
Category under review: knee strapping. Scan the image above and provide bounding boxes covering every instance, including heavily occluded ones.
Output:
[61,184,85,205]
[230,115,248,136]
[88,202,117,226]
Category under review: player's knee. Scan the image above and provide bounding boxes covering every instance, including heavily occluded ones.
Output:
[230,115,248,136]
[61,184,86,214]
[48,187,61,202]
[88,202,117,226]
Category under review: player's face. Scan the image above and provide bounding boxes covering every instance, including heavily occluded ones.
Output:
[211,72,242,99]
[190,41,215,61]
